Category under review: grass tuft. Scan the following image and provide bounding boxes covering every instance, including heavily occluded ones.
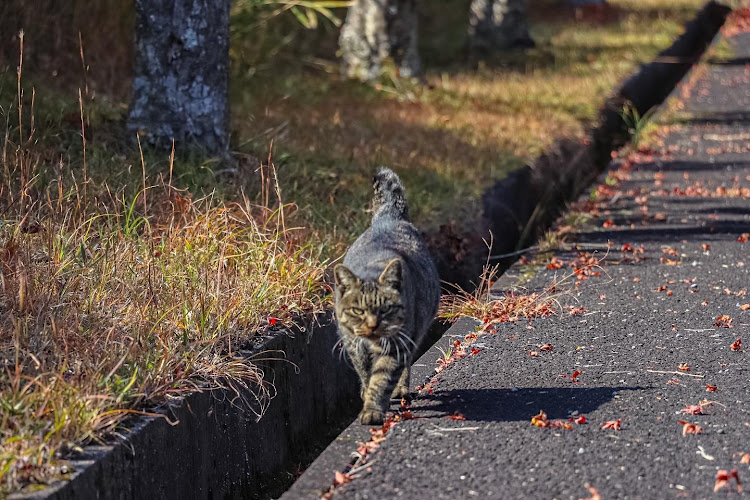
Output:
[439,264,566,325]
[0,72,330,493]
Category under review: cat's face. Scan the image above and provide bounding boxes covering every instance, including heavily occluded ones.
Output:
[334,259,405,340]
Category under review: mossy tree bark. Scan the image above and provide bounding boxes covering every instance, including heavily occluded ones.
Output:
[468,0,535,54]
[339,0,420,81]
[128,0,230,156]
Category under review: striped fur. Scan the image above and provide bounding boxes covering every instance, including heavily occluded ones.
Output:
[372,166,408,221]
[334,167,439,425]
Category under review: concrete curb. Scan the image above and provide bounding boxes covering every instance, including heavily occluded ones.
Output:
[14,315,360,500]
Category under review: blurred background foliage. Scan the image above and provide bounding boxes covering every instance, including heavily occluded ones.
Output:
[0,0,709,234]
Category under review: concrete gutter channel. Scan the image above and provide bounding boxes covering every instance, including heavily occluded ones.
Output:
[14,2,730,499]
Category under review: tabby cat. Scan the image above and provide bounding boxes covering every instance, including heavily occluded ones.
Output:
[334,167,440,425]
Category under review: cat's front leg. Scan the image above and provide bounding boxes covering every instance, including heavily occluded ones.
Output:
[343,337,371,400]
[360,355,403,425]
[390,364,411,401]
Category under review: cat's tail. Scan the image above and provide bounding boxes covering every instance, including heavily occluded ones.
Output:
[372,167,408,221]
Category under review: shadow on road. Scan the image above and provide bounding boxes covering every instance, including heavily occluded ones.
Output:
[415,386,646,422]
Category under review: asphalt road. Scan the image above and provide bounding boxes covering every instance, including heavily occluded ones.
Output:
[283,24,750,500]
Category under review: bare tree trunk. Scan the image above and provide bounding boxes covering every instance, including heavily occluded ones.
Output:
[469,0,534,54]
[339,0,420,81]
[128,0,229,156]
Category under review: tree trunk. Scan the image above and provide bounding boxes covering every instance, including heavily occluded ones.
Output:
[339,0,420,81]
[468,0,534,54]
[128,0,229,156]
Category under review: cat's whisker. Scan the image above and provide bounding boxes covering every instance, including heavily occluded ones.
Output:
[380,336,390,356]
[400,338,410,365]
[331,338,344,356]
[392,335,405,363]
[398,330,418,351]
[392,337,402,365]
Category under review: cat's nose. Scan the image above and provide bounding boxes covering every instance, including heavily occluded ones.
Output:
[365,314,378,329]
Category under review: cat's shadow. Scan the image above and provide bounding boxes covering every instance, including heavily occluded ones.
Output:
[406,386,646,423]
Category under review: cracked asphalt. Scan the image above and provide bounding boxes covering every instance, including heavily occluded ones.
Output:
[283,22,750,500]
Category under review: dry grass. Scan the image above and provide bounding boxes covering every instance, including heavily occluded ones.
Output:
[0,62,330,493]
[438,264,564,325]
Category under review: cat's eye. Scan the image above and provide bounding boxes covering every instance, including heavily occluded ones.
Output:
[349,307,365,315]
[380,305,395,314]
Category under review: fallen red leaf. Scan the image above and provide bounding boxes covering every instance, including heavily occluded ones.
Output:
[660,257,681,266]
[529,351,539,357]
[740,454,750,464]
[681,404,704,415]
[714,468,742,493]
[398,410,415,421]
[540,343,554,351]
[581,485,602,500]
[549,420,574,430]
[677,420,702,436]
[702,243,711,251]
[678,363,691,372]
[731,338,742,351]
[571,370,582,382]
[357,440,378,458]
[714,315,733,328]
[470,347,481,355]
[738,233,749,243]
[531,410,549,428]
[268,317,278,326]
[740,303,750,311]
[706,384,718,392]
[569,305,586,316]
[546,257,565,270]
[601,419,621,431]
[445,412,466,421]
[602,219,614,228]
[333,470,352,486]
[575,415,587,424]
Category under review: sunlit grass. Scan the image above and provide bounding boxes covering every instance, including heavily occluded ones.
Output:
[0,72,331,492]
[231,0,706,233]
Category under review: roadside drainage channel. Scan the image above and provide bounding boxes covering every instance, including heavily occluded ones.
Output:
[13,313,449,500]
[281,2,731,498]
[13,3,729,499]
[14,315,362,500]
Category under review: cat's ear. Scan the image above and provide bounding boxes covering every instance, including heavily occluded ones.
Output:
[334,265,359,291]
[378,259,402,291]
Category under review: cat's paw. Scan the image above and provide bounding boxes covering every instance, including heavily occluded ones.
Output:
[359,408,385,425]
[390,384,412,401]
